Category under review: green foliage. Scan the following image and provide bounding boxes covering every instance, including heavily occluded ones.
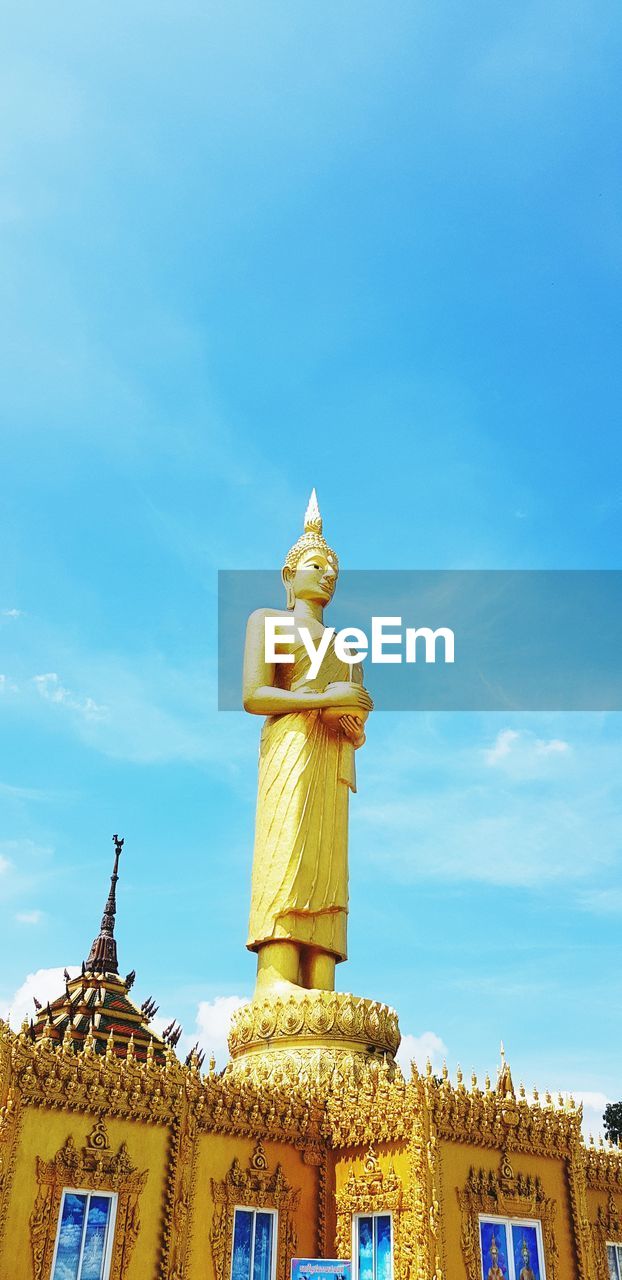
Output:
[603,1102,622,1144]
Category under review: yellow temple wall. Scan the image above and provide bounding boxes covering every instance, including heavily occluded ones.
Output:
[437,1138,579,1278]
[188,1132,320,1278]
[0,1105,170,1280]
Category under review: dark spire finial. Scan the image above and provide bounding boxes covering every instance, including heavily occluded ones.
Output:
[84,834,125,975]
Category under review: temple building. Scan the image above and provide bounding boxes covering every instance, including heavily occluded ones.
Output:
[1,496,622,1280]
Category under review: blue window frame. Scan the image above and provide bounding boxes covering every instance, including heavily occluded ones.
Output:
[479,1216,546,1280]
[355,1213,392,1280]
[231,1207,276,1280]
[51,1190,116,1280]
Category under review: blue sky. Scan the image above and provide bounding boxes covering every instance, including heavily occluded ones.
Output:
[1,0,621,1132]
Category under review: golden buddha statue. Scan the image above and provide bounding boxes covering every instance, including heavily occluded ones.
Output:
[243,490,373,995]
[518,1237,536,1280]
[486,1232,504,1280]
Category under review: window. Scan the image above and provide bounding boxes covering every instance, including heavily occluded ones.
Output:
[608,1243,622,1279]
[354,1213,392,1280]
[479,1217,546,1280]
[231,1208,276,1280]
[51,1190,117,1280]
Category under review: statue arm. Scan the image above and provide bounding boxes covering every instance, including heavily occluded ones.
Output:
[242,610,373,717]
[242,610,322,715]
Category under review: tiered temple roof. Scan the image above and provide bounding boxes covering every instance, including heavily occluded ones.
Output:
[29,835,182,1064]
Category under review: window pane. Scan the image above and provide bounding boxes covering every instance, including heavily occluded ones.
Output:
[608,1244,620,1280]
[375,1216,392,1280]
[511,1224,541,1280]
[80,1196,112,1280]
[357,1217,374,1280]
[252,1212,273,1280]
[232,1210,253,1280]
[53,1194,87,1280]
[479,1220,509,1280]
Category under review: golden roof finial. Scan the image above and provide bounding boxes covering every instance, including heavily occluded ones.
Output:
[496,1040,515,1098]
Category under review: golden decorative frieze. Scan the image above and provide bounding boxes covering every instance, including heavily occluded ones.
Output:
[210,1142,300,1280]
[586,1140,622,1191]
[422,1063,582,1157]
[228,991,401,1060]
[29,1118,147,1280]
[457,1153,559,1280]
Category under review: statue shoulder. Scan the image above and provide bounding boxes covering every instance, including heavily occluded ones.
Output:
[247,606,290,628]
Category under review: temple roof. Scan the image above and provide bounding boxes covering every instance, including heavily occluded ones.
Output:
[29,835,185,1065]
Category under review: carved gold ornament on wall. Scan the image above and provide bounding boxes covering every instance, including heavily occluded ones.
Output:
[335,1146,404,1269]
[210,1141,300,1280]
[458,1153,559,1280]
[29,1118,148,1280]
[591,1194,622,1280]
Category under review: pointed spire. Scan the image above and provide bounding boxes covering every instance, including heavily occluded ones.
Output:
[84,834,124,975]
[304,488,323,534]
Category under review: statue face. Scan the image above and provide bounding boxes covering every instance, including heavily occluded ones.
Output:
[288,548,338,604]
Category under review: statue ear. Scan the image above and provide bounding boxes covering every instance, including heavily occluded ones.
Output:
[281,566,296,610]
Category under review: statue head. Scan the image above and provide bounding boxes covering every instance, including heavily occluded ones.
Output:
[282,489,339,610]
[521,1238,530,1263]
[490,1232,499,1261]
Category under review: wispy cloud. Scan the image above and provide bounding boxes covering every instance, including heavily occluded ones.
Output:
[20,650,254,771]
[577,888,622,916]
[15,909,43,926]
[353,716,617,889]
[2,608,22,619]
[485,727,570,773]
[33,673,108,722]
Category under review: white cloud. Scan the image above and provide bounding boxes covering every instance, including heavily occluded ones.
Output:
[15,909,43,925]
[2,608,22,619]
[0,966,79,1029]
[0,855,10,876]
[485,728,570,772]
[397,1029,447,1075]
[148,994,248,1068]
[192,995,248,1067]
[485,728,520,763]
[33,672,108,722]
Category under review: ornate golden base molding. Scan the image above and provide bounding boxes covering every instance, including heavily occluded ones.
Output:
[226,990,401,1085]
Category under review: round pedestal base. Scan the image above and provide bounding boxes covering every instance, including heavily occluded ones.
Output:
[225,989,401,1087]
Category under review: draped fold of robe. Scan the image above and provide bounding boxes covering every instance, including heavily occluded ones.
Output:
[247,635,360,963]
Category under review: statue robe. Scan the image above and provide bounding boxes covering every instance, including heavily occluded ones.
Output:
[247,634,359,962]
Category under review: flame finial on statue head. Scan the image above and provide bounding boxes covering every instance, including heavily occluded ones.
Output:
[283,488,339,575]
[304,487,323,535]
